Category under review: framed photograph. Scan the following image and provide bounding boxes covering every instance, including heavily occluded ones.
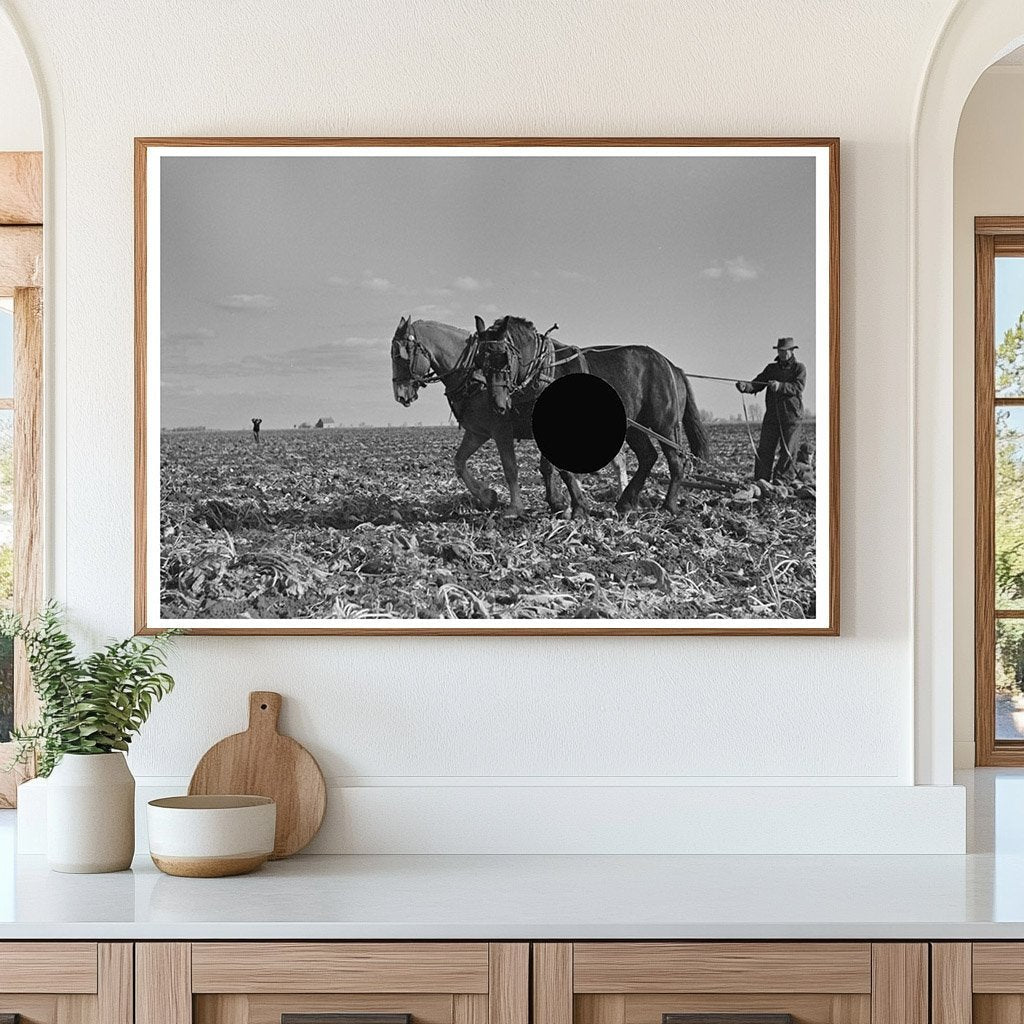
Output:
[135,137,839,635]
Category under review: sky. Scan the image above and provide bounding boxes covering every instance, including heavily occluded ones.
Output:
[159,152,818,428]
[997,256,1024,346]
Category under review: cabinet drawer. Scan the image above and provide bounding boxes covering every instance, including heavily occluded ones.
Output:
[191,943,490,994]
[0,943,130,1024]
[572,944,872,994]
[139,943,528,1024]
[534,944,925,1024]
[0,942,99,994]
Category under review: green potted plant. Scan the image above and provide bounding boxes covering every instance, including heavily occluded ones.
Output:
[2,604,178,873]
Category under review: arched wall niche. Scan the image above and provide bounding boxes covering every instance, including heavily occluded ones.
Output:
[914,0,1024,785]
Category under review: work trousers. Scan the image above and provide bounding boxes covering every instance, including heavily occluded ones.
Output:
[754,414,800,482]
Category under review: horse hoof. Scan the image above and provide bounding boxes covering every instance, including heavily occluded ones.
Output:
[477,488,499,510]
[504,507,526,520]
[570,506,590,520]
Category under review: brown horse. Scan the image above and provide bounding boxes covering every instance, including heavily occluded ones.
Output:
[391,317,589,516]
[473,316,710,515]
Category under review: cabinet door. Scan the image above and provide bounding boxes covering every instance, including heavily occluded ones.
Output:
[534,944,927,1024]
[940,943,1024,1024]
[0,943,131,1024]
[137,943,528,1024]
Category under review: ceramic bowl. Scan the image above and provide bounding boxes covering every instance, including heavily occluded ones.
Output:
[147,795,276,877]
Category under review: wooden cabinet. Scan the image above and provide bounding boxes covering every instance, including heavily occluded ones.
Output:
[932,943,1024,1024]
[532,944,928,1024]
[0,943,132,1024]
[136,944,528,1024]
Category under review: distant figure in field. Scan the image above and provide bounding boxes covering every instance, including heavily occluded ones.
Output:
[251,417,262,444]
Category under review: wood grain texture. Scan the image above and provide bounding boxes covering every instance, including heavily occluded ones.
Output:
[191,943,489,994]
[453,995,487,1024]
[534,945,572,1024]
[0,943,97,993]
[971,944,1024,992]
[973,995,1024,1024]
[134,135,840,637]
[0,998,58,1024]
[98,945,133,1024]
[14,286,42,722]
[282,1016,411,1024]
[0,226,41,294]
[662,1016,792,1024]
[975,227,1024,765]
[624,995,869,1024]
[133,137,148,635]
[576,996,626,1024]
[976,229,998,765]
[869,945,927,1024]
[196,994,248,1024]
[0,152,42,224]
[243,995,450,1024]
[488,944,528,1024]
[136,943,192,1024]
[931,944,972,1024]
[188,691,326,858]
[977,217,1024,236]
[573,943,871,994]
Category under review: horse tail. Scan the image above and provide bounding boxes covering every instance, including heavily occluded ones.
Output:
[678,369,710,461]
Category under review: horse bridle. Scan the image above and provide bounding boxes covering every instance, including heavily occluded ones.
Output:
[391,323,438,389]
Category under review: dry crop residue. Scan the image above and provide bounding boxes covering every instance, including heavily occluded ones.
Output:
[160,424,817,621]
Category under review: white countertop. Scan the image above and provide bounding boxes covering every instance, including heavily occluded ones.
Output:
[0,849,1021,940]
[1,769,1021,941]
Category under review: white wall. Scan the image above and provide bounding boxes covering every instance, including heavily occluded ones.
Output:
[2,0,972,852]
[0,12,39,152]
[952,66,1024,767]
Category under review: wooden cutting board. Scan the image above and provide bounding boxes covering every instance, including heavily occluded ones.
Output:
[188,691,327,859]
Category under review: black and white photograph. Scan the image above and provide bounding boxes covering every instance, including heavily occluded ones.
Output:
[136,139,838,634]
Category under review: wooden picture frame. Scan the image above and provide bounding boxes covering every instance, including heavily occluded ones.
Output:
[135,137,839,636]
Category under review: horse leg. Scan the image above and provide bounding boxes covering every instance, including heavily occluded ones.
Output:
[659,442,686,515]
[454,429,498,510]
[616,428,658,513]
[558,469,590,519]
[539,456,568,512]
[493,423,525,518]
[611,451,628,499]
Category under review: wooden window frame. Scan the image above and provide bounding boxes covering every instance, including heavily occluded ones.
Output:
[0,151,43,806]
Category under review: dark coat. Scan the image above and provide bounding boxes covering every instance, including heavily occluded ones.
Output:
[749,358,806,423]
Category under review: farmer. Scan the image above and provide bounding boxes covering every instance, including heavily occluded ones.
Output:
[735,337,805,482]
[251,417,262,444]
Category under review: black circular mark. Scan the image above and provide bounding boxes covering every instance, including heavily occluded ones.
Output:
[532,374,627,474]
[260,703,268,710]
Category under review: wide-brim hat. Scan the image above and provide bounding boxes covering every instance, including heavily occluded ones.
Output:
[774,337,798,351]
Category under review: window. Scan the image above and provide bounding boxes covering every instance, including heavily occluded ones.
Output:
[975,219,1024,764]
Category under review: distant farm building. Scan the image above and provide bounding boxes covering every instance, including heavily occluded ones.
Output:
[315,417,337,428]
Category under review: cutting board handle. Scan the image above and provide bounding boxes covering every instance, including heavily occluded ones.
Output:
[248,691,282,734]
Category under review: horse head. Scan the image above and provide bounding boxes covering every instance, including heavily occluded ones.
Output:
[474,315,519,416]
[391,315,430,406]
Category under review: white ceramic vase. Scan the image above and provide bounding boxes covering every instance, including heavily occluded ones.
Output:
[46,752,135,873]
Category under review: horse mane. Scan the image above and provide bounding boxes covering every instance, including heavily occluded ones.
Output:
[490,316,537,348]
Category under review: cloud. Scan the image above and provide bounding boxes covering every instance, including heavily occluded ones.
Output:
[701,256,760,282]
[327,275,351,286]
[424,286,455,298]
[477,303,500,315]
[361,276,393,293]
[162,327,215,342]
[216,293,279,310]
[453,276,490,291]
[556,269,589,282]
